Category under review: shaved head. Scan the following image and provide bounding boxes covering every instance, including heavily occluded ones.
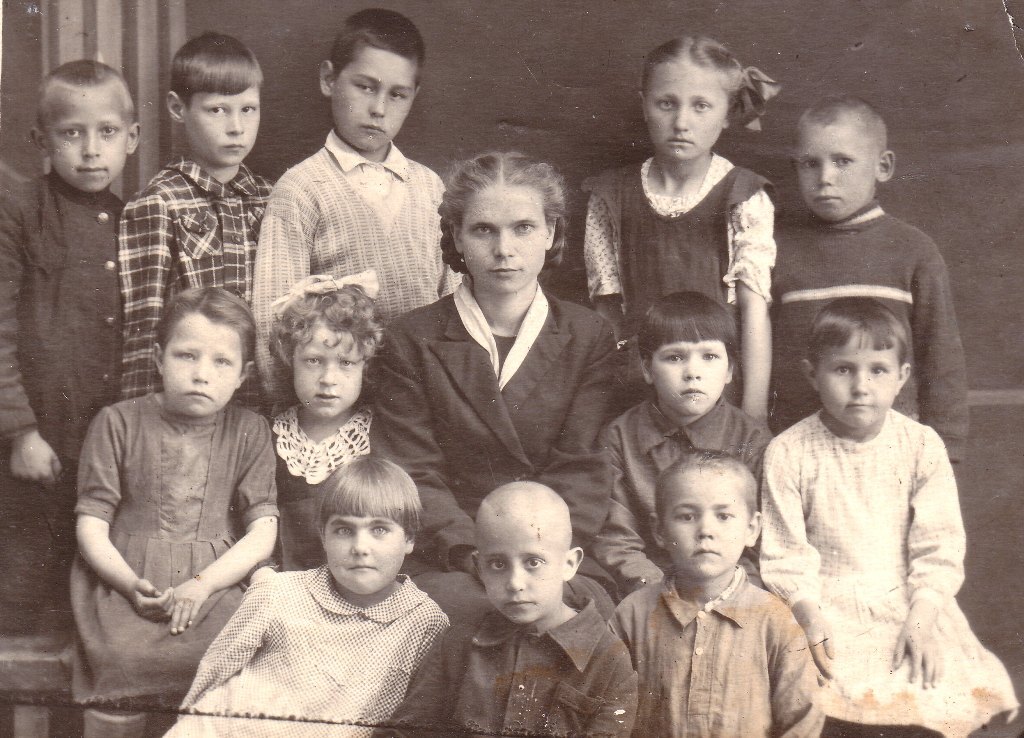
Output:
[476,481,573,552]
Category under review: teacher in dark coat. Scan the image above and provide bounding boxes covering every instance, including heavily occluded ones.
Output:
[372,151,618,622]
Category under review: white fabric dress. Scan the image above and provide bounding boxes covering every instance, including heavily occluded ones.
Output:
[760,410,1018,736]
[166,568,449,737]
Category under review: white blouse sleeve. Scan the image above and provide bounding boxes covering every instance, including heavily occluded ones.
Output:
[725,188,776,304]
[583,192,623,299]
[907,429,966,604]
[759,436,822,606]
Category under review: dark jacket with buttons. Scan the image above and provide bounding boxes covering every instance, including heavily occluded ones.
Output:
[0,173,123,460]
[374,600,638,738]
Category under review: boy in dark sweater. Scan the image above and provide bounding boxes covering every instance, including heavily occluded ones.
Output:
[771,95,968,460]
[0,60,138,631]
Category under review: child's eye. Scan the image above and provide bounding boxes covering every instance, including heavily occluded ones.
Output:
[514,224,535,236]
[525,558,544,569]
[703,352,720,361]
[834,157,853,167]
[487,560,506,571]
[390,90,408,101]
[215,357,234,367]
[694,101,711,112]
[676,512,695,522]
[175,351,196,360]
[717,512,734,521]
[472,225,493,235]
[242,105,258,114]
[372,526,389,536]
[657,99,675,111]
[101,126,119,137]
[305,357,322,366]
[872,366,889,375]
[835,366,850,375]
[208,106,225,114]
[62,128,81,138]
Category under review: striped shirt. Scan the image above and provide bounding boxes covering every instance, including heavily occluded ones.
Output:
[118,159,272,400]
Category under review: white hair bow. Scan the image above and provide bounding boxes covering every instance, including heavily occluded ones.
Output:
[270,270,380,317]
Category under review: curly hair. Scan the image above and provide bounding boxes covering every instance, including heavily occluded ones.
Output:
[438,151,567,275]
[269,285,382,397]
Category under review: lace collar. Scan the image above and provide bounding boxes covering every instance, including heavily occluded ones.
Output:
[273,405,372,484]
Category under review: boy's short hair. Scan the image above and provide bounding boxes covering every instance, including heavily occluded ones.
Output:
[439,151,566,275]
[170,32,263,104]
[328,8,425,81]
[156,287,256,364]
[37,59,135,127]
[655,450,757,519]
[807,297,909,367]
[318,456,422,536]
[798,95,888,149]
[638,291,738,364]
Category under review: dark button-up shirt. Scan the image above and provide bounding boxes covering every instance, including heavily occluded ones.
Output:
[375,600,638,738]
[612,569,823,738]
[592,398,772,592]
[0,173,122,458]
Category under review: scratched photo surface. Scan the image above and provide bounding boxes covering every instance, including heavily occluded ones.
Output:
[1,1,1022,736]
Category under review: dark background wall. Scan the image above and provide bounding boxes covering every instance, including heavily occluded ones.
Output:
[188,0,1024,389]
[3,1,1023,386]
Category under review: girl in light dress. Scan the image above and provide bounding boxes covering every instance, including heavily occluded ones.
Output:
[268,272,382,570]
[583,34,780,419]
[72,287,279,738]
[167,457,449,737]
[760,298,1018,737]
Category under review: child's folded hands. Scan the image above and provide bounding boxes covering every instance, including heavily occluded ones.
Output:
[168,576,214,636]
[130,577,172,622]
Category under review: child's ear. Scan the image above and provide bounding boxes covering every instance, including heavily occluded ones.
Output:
[166,91,186,123]
[876,149,896,183]
[237,360,255,388]
[126,121,141,156]
[30,127,49,154]
[896,362,912,390]
[800,358,818,391]
[154,342,165,376]
[562,546,584,582]
[404,533,415,556]
[638,90,648,121]
[319,61,338,97]
[745,510,762,548]
[651,514,668,550]
[470,550,481,578]
[640,355,654,385]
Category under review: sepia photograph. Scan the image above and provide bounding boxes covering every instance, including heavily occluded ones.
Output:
[0,1,1022,736]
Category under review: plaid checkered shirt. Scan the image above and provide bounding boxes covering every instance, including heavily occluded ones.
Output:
[118,158,272,400]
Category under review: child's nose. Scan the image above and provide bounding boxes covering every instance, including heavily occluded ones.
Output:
[227,111,244,133]
[369,91,387,117]
[493,230,516,258]
[506,565,527,592]
[81,131,100,157]
[349,529,371,555]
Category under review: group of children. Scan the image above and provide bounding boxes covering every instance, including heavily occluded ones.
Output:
[0,6,1018,738]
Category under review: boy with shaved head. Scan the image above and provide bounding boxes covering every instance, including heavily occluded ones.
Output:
[771,96,968,461]
[375,481,637,738]
[612,452,822,737]
[0,60,138,631]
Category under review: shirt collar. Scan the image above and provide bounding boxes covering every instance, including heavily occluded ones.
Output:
[170,157,261,198]
[324,130,409,181]
[811,200,886,229]
[637,397,731,455]
[471,600,606,672]
[660,567,759,629]
[304,566,427,623]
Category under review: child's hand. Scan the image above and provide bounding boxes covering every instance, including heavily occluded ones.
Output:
[168,576,214,635]
[792,599,835,681]
[130,578,172,621]
[892,599,943,688]
[10,430,61,483]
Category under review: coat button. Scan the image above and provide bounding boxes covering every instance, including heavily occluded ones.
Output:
[104,260,116,271]
[97,211,110,224]
[694,647,704,656]
[104,316,115,325]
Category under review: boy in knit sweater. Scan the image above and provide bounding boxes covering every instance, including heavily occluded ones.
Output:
[253,9,455,404]
[771,95,968,460]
